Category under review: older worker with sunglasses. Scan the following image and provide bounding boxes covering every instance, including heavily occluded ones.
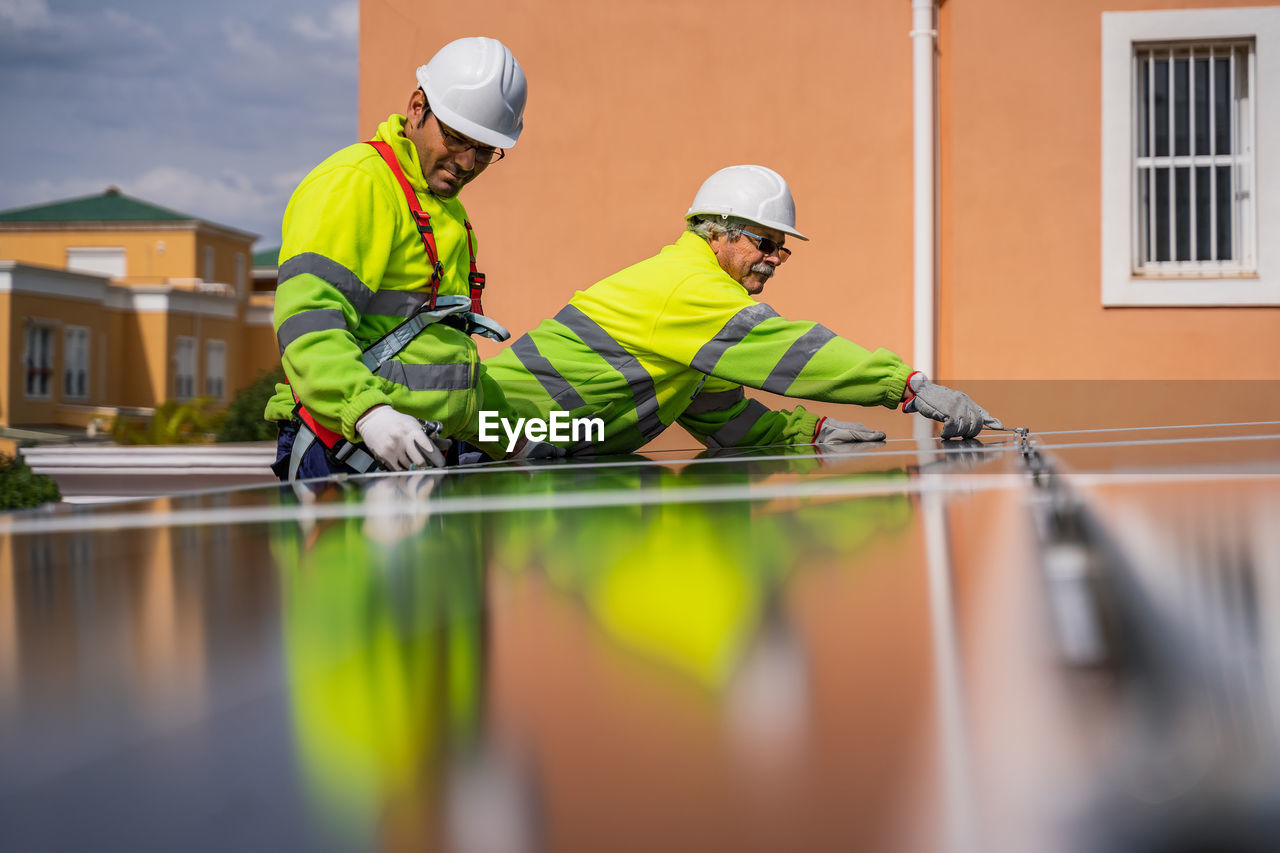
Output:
[266,37,560,481]
[482,165,1002,455]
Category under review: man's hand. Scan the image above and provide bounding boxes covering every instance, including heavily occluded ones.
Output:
[356,405,447,471]
[814,417,886,444]
[903,374,1003,439]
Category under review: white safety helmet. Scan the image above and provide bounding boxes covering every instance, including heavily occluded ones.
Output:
[685,165,808,241]
[416,37,527,149]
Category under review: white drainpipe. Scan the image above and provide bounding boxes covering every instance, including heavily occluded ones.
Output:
[911,0,938,378]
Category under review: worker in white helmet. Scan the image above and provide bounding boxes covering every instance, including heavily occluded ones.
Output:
[266,37,559,481]
[482,165,1003,455]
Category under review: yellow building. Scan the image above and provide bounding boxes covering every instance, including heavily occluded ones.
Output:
[0,188,278,430]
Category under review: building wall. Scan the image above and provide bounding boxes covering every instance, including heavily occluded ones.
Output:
[193,228,254,295]
[938,0,1280,383]
[359,0,1280,406]
[0,228,199,284]
[358,0,917,365]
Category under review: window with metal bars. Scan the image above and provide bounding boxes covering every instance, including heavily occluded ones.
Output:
[1133,41,1254,274]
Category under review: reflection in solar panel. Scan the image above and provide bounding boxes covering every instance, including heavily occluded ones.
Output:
[3,422,1280,851]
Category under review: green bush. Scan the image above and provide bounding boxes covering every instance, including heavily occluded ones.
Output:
[112,397,227,445]
[217,367,286,442]
[0,453,61,510]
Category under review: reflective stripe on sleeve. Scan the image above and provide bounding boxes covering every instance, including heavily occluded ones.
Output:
[689,303,781,374]
[375,361,473,391]
[277,308,348,353]
[511,336,587,409]
[554,305,665,441]
[365,289,429,318]
[684,386,745,415]
[707,399,770,448]
[761,324,837,394]
[278,252,374,315]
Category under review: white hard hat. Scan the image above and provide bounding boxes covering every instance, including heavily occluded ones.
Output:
[685,165,808,241]
[416,37,527,149]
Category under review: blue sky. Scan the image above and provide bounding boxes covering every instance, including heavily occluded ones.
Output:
[0,0,357,248]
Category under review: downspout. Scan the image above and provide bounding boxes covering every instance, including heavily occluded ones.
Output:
[911,0,938,379]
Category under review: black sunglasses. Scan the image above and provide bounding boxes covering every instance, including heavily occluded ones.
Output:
[738,228,791,262]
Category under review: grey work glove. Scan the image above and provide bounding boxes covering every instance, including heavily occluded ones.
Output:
[903,375,1003,439]
[508,437,567,461]
[355,405,447,471]
[815,417,886,444]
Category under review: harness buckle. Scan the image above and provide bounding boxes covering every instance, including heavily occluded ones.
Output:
[468,271,486,289]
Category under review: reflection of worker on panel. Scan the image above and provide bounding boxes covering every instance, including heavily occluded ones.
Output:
[484,165,1002,456]
[487,460,914,763]
[269,478,537,852]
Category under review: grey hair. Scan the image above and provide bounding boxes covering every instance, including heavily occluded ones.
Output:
[687,215,751,243]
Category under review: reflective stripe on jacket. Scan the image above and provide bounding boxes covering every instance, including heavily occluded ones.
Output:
[483,231,912,454]
[264,114,505,447]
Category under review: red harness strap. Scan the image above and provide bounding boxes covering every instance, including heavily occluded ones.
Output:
[292,388,343,446]
[364,140,486,315]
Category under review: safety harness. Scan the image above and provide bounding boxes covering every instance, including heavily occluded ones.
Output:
[285,140,510,480]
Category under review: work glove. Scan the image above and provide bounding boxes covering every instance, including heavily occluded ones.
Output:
[814,417,886,444]
[508,437,566,461]
[355,405,447,471]
[903,374,1003,439]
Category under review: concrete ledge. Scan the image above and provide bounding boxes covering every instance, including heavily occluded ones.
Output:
[20,440,275,473]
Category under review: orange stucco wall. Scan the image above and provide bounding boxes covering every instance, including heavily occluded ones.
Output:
[359,0,917,366]
[4,293,115,424]
[0,229,198,284]
[938,0,1280,381]
[193,229,254,294]
[359,1,1279,394]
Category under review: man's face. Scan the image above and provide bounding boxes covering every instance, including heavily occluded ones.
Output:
[404,92,493,199]
[712,225,789,295]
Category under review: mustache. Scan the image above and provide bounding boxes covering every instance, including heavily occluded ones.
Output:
[750,262,776,279]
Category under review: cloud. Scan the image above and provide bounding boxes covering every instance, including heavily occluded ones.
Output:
[288,1,357,43]
[0,0,358,248]
[0,2,173,73]
[0,0,54,31]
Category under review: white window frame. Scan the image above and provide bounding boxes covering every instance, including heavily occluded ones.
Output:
[23,322,56,399]
[63,326,90,400]
[174,336,197,401]
[65,246,126,278]
[204,339,226,401]
[1102,8,1280,306]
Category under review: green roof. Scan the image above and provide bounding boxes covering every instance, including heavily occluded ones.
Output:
[0,187,195,224]
[253,246,280,268]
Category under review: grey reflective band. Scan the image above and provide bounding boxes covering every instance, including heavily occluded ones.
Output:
[277,308,348,353]
[689,303,781,374]
[512,336,587,409]
[555,304,665,441]
[366,289,428,318]
[708,399,770,448]
[279,252,375,315]
[684,386,745,415]
[375,360,473,391]
[761,324,837,394]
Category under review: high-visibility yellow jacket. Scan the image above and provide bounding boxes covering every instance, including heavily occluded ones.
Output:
[264,114,507,448]
[483,232,913,454]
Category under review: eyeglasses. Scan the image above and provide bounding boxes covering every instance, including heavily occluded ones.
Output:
[738,229,791,263]
[437,118,505,164]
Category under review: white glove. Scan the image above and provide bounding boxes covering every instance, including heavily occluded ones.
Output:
[815,417,886,444]
[903,374,1002,439]
[355,405,446,471]
[508,437,566,461]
